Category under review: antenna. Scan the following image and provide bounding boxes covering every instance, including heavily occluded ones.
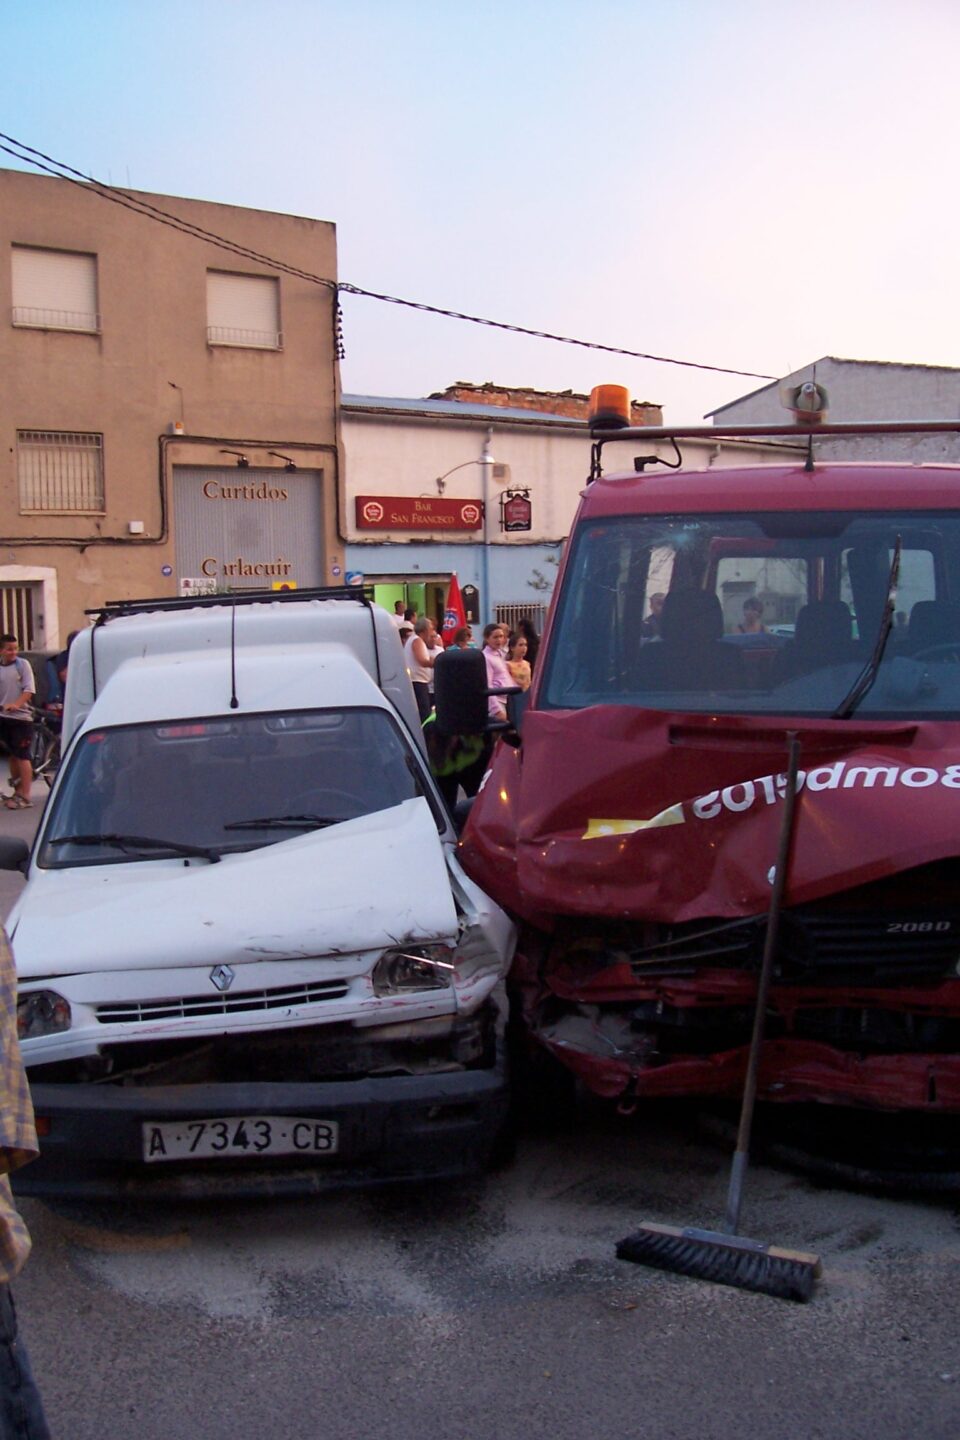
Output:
[229,601,239,709]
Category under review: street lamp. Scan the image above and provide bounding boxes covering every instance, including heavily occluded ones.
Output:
[479,428,495,627]
[434,458,483,495]
[433,434,497,625]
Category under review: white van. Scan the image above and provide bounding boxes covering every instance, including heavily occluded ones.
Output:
[0,589,515,1196]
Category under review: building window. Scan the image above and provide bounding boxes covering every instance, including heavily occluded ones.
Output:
[17,431,105,513]
[496,601,549,635]
[206,271,281,349]
[11,247,99,333]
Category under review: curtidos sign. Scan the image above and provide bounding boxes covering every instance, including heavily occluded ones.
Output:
[355,496,483,531]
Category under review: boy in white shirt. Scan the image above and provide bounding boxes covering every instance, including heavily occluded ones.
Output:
[0,637,34,810]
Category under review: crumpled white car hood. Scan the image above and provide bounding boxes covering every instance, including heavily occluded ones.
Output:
[13,798,458,979]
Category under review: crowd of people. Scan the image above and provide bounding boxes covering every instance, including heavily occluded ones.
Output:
[389,599,540,726]
[389,598,540,805]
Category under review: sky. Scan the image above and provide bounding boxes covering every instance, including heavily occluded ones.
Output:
[3,0,959,422]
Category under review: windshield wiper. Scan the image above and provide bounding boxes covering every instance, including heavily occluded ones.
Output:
[222,814,339,831]
[48,833,222,863]
[832,535,902,720]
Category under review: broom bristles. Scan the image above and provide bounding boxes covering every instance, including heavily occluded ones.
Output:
[617,1221,822,1303]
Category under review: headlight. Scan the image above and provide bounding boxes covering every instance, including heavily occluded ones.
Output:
[372,944,455,996]
[18,990,71,1040]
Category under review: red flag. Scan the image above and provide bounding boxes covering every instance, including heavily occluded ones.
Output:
[441,573,467,646]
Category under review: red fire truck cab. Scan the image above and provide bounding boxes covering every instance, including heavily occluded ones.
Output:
[459,395,960,1114]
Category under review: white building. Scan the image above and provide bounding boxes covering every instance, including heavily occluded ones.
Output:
[342,383,791,628]
[709,356,960,462]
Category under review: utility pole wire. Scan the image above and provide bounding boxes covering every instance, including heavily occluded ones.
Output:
[0,132,778,383]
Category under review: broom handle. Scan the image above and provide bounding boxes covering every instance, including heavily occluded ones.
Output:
[725,731,801,1235]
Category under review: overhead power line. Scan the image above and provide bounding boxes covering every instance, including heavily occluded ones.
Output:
[0,132,778,383]
[0,136,332,286]
[334,284,778,380]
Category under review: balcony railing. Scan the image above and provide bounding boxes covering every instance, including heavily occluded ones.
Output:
[206,325,282,350]
[12,306,100,333]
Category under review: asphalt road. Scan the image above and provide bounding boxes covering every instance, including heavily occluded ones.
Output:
[3,792,959,1440]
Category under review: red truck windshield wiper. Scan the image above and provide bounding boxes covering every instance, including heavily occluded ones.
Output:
[832,535,902,721]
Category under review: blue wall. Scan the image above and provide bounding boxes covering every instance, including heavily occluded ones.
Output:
[344,541,563,624]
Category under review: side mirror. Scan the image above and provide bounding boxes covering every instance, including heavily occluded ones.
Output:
[434,648,489,734]
[506,689,529,732]
[0,837,29,874]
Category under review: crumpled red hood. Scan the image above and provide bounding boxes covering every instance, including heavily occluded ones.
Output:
[459,706,959,925]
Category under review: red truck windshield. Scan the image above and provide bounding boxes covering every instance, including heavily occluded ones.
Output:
[542,510,960,718]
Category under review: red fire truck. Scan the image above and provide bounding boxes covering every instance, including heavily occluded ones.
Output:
[459,389,960,1119]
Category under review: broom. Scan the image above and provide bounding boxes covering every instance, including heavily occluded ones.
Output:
[617,731,822,1302]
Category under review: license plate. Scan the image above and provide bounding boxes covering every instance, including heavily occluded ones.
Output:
[142,1115,339,1163]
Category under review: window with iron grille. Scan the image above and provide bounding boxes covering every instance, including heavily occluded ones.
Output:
[0,586,37,649]
[206,271,282,349]
[11,247,100,333]
[495,601,548,636]
[17,431,105,513]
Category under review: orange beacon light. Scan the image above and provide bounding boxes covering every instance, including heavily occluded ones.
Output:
[589,384,631,430]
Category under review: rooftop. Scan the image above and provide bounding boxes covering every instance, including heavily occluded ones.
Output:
[707,356,960,417]
[342,393,585,426]
[343,380,663,428]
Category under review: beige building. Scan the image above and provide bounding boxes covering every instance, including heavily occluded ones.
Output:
[0,167,343,648]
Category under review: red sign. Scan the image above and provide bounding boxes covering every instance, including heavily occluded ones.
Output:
[502,492,532,532]
[355,495,483,531]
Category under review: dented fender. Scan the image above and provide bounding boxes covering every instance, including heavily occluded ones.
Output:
[461,708,960,922]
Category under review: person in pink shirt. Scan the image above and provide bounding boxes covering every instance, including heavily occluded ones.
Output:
[482,623,512,720]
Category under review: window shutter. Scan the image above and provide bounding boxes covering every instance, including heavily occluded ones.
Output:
[12,248,99,332]
[206,272,281,348]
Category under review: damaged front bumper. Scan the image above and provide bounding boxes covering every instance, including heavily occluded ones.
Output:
[516,927,960,1112]
[537,1020,960,1110]
[18,1060,508,1200]
[17,1005,509,1198]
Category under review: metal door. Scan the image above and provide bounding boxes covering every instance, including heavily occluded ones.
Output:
[173,466,324,592]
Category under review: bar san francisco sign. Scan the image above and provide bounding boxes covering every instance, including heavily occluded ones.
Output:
[355,495,483,531]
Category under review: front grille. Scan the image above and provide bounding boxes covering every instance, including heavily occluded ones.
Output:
[630,917,757,971]
[777,912,960,983]
[96,979,350,1024]
[626,863,960,985]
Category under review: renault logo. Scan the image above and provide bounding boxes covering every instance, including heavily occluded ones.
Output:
[210,964,235,992]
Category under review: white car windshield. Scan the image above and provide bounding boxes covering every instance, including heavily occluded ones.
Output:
[542,511,960,718]
[41,707,439,867]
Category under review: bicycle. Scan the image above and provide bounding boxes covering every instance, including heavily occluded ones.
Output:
[0,705,61,797]
[30,704,61,786]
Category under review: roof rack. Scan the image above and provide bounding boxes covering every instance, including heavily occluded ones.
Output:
[86,585,375,625]
[588,419,960,482]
